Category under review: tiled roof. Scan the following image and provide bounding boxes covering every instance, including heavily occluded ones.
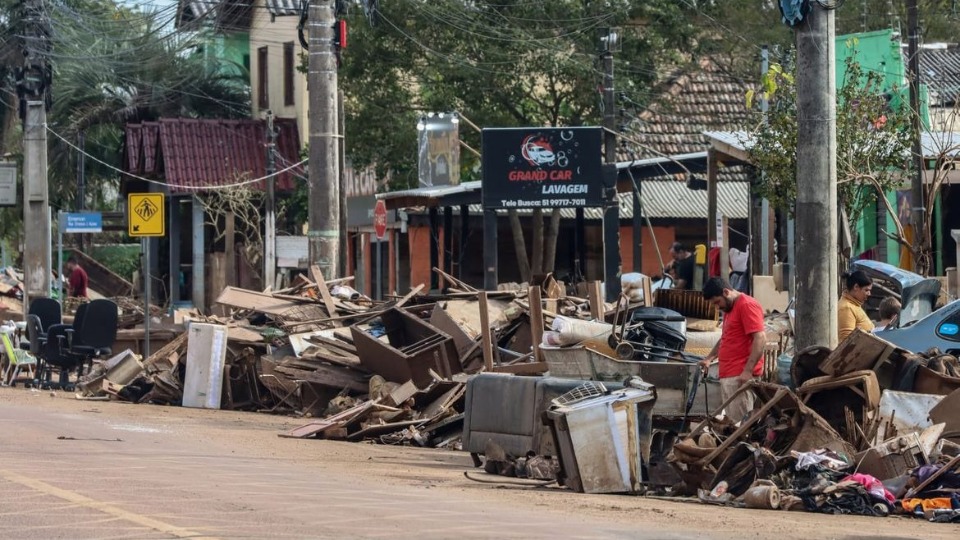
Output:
[920,45,960,106]
[176,1,253,31]
[123,118,303,193]
[621,58,754,181]
[266,0,300,16]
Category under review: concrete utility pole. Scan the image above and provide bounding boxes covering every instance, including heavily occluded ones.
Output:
[264,111,277,290]
[794,4,838,350]
[907,0,927,274]
[20,0,52,308]
[601,29,622,302]
[307,0,340,277]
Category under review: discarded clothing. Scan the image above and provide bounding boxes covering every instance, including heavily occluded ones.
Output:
[842,473,895,504]
[792,450,850,472]
[901,497,956,513]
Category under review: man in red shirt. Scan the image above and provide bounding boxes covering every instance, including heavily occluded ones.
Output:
[65,257,89,298]
[698,277,766,423]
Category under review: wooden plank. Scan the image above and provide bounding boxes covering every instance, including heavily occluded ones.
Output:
[310,265,341,326]
[216,286,301,315]
[478,291,495,370]
[274,364,368,393]
[395,284,425,308]
[905,453,960,498]
[492,361,548,375]
[588,280,603,320]
[529,286,544,363]
[819,330,896,376]
[299,349,362,369]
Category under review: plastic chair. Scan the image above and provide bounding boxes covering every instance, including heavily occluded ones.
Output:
[2,332,36,386]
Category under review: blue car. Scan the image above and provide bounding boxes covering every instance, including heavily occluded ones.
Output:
[877,299,960,356]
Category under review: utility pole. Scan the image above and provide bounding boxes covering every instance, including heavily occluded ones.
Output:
[264,110,277,290]
[759,45,772,277]
[20,0,52,308]
[307,0,340,278]
[907,0,927,274]
[601,28,621,302]
[794,3,838,350]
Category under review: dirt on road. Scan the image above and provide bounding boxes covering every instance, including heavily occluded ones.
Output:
[1,386,956,540]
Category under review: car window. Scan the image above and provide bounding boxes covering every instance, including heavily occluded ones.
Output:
[935,307,960,342]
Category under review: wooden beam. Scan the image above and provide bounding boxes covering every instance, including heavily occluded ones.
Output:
[492,362,548,375]
[588,280,603,320]
[478,291,495,370]
[310,264,341,326]
[529,286,544,363]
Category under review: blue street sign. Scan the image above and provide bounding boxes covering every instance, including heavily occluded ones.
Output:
[64,212,103,233]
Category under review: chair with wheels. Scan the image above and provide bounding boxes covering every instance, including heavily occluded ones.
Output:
[67,299,118,375]
[39,324,83,390]
[19,297,62,354]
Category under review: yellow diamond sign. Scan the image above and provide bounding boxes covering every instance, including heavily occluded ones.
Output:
[128,193,165,237]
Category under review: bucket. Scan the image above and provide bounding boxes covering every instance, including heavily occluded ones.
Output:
[743,483,781,510]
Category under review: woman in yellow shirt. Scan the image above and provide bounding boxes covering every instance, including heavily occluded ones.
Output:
[838,270,874,342]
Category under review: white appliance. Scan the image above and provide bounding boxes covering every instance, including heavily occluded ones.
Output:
[182,323,228,409]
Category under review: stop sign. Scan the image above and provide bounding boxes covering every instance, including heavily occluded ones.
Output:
[373,200,388,240]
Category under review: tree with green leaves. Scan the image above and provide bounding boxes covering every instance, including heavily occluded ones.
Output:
[0,0,251,259]
[747,52,914,267]
[341,0,710,281]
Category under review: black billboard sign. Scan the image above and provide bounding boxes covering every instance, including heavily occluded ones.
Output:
[481,127,603,209]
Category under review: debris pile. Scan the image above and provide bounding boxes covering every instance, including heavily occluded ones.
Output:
[661,328,960,522]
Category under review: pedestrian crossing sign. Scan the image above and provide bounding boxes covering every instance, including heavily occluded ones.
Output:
[128,193,165,237]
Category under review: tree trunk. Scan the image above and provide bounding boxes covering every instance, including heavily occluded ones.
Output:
[543,208,562,273]
[508,210,531,282]
[531,208,544,276]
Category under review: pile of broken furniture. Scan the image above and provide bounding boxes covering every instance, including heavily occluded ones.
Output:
[669,329,960,522]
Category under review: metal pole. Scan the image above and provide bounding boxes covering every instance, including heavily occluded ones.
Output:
[265,111,277,290]
[907,0,927,274]
[376,238,382,300]
[794,4,838,350]
[602,43,621,301]
[307,0,340,277]
[483,209,498,290]
[57,211,63,301]
[143,238,151,359]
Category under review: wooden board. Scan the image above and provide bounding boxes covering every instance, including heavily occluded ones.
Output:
[216,286,302,315]
[309,265,341,325]
[274,364,369,393]
[819,329,896,377]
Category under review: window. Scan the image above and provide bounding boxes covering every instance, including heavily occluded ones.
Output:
[283,42,295,106]
[257,46,269,110]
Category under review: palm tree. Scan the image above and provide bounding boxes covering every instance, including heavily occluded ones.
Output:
[44,0,250,211]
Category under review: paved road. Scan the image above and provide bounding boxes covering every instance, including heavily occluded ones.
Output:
[0,398,684,540]
[2,392,957,540]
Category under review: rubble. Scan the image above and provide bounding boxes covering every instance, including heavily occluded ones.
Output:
[9,265,960,524]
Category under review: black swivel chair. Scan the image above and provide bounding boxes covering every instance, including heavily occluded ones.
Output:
[67,299,118,371]
[20,297,62,353]
[39,324,83,390]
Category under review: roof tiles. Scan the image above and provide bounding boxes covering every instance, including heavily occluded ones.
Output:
[621,58,754,182]
[123,117,303,193]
